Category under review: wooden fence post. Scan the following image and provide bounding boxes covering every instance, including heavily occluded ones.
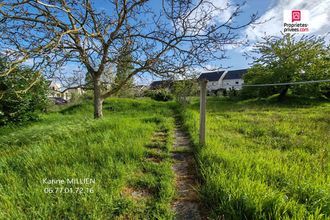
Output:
[199,79,207,145]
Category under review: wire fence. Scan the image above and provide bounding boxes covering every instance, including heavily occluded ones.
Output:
[242,79,330,87]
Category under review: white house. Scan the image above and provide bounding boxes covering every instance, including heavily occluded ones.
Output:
[48,81,62,98]
[62,88,85,100]
[198,69,248,92]
[48,80,85,101]
[221,69,247,90]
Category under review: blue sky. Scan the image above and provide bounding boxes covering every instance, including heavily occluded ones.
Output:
[189,0,330,71]
[139,0,330,84]
[212,0,272,70]
[41,0,330,85]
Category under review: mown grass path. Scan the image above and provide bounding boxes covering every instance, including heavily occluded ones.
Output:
[171,118,201,220]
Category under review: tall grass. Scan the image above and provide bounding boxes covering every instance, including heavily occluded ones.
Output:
[0,98,176,219]
[180,96,330,219]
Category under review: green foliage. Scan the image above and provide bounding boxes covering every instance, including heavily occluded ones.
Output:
[227,88,239,98]
[172,80,198,104]
[114,39,134,97]
[0,60,48,125]
[0,98,175,219]
[145,89,173,102]
[179,96,330,219]
[242,34,330,99]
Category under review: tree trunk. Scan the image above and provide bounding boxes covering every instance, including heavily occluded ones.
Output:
[93,76,103,119]
[278,85,289,101]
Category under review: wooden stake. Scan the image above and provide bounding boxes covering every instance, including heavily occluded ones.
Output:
[199,79,207,145]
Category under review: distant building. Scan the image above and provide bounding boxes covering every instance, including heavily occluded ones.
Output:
[149,80,174,90]
[63,87,85,100]
[222,69,247,90]
[148,69,247,94]
[198,69,248,92]
[133,85,147,95]
[48,80,85,101]
[48,81,62,99]
[199,71,226,91]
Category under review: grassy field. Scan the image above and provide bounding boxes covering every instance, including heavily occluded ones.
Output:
[0,98,176,219]
[1,96,329,219]
[179,96,330,219]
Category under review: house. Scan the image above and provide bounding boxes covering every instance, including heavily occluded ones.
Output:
[222,69,247,90]
[48,81,62,99]
[133,85,148,96]
[198,69,248,92]
[198,71,226,91]
[149,80,174,90]
[48,80,85,101]
[62,87,85,100]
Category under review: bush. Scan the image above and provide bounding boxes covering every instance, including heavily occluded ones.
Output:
[227,88,239,97]
[241,35,330,100]
[0,62,48,125]
[145,89,173,101]
[172,80,198,104]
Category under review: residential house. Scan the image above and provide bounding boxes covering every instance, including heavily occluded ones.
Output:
[149,80,174,90]
[48,80,85,101]
[198,71,226,91]
[48,81,62,98]
[63,87,85,100]
[133,85,148,96]
[198,69,248,92]
[222,69,247,90]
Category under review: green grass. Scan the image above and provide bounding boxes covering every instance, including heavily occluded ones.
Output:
[2,95,329,219]
[0,98,176,219]
[179,96,330,219]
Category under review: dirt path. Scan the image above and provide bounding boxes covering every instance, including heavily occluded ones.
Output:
[171,120,202,220]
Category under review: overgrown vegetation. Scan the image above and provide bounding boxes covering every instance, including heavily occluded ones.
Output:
[242,34,330,100]
[179,96,330,219]
[2,93,329,219]
[145,89,174,102]
[0,59,48,125]
[0,98,176,219]
[172,80,198,104]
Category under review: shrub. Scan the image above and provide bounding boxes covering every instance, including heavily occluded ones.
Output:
[0,62,48,125]
[172,80,198,104]
[241,35,330,100]
[145,89,173,101]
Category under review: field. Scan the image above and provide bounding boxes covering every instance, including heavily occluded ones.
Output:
[180,97,330,219]
[0,96,329,219]
[0,98,176,219]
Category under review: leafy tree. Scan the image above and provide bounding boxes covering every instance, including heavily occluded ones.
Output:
[0,59,48,125]
[242,34,330,100]
[114,39,134,97]
[172,80,198,104]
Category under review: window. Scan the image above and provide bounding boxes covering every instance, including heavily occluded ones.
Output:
[235,81,239,84]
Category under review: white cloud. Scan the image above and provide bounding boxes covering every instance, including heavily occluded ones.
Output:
[209,0,235,23]
[187,0,235,25]
[245,0,330,41]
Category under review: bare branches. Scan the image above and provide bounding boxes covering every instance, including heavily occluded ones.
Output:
[0,0,258,116]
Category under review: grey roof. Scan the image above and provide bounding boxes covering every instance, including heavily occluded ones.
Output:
[149,80,173,89]
[198,71,225,81]
[223,69,247,80]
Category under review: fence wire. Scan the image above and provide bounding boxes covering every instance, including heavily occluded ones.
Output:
[242,79,330,87]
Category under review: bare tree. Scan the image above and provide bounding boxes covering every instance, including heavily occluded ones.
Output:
[0,0,258,118]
